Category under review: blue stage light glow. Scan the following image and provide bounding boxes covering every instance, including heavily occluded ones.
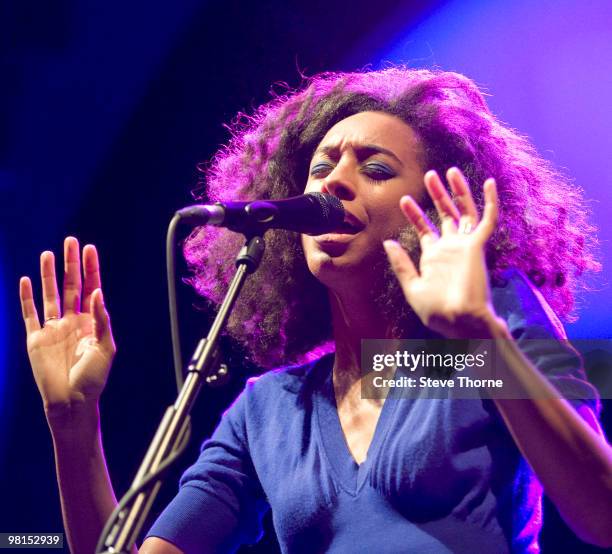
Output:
[352,0,612,339]
[0,246,6,429]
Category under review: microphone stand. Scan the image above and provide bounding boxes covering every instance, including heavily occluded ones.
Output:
[96,234,265,554]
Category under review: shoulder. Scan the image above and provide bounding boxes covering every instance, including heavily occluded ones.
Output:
[217,354,332,452]
[227,353,332,424]
[491,268,566,339]
[492,268,601,415]
[243,353,332,396]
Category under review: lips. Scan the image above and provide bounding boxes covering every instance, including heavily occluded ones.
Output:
[328,210,365,234]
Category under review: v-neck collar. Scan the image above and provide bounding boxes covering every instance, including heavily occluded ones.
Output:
[313,354,398,496]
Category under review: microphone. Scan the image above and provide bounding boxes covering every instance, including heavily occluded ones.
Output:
[176,192,345,235]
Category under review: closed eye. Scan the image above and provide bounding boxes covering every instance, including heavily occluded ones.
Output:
[309,162,334,177]
[362,162,395,181]
[309,161,396,181]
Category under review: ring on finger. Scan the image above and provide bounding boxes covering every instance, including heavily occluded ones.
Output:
[458,220,475,234]
[44,316,60,326]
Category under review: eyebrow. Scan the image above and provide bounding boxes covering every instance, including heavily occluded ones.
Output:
[314,143,404,167]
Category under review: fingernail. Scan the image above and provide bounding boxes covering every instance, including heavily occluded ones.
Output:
[383,240,399,251]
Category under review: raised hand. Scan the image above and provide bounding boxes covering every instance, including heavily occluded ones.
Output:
[19,237,116,427]
[384,167,504,339]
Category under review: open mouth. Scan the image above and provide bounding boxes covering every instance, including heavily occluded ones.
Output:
[331,222,359,234]
[328,212,365,234]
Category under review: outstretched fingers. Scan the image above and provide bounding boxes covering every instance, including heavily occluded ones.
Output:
[91,288,115,352]
[446,167,479,226]
[82,244,101,314]
[40,250,61,321]
[424,170,460,234]
[399,195,438,246]
[62,237,82,315]
[383,240,419,296]
[19,276,41,334]
[474,178,498,240]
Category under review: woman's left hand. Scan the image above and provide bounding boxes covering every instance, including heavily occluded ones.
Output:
[384,167,504,339]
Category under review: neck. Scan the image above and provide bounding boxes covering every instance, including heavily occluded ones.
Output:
[328,283,427,396]
[329,288,388,375]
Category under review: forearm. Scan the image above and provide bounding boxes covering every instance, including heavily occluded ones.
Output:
[48,402,132,554]
[487,320,612,547]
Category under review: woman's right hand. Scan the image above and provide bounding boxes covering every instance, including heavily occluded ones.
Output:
[19,236,116,429]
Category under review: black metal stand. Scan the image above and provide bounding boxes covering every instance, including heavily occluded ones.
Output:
[96,235,265,554]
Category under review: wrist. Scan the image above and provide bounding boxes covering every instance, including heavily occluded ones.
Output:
[443,305,511,339]
[46,399,101,443]
[480,308,511,339]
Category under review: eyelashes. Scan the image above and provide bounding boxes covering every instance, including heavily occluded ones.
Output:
[363,162,396,181]
[309,161,396,181]
[309,162,334,177]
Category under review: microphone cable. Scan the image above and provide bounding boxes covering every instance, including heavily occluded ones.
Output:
[166,213,184,392]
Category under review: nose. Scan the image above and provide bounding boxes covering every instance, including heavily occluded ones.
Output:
[320,164,356,201]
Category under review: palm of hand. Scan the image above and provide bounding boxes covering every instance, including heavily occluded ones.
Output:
[385,168,499,339]
[20,238,116,421]
[412,234,492,337]
[27,313,110,407]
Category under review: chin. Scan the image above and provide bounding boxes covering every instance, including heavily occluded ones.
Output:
[305,247,377,290]
[303,233,384,281]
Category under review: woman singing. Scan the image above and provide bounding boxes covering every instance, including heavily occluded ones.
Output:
[19,68,611,553]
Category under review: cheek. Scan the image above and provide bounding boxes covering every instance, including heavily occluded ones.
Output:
[388,206,410,231]
[300,234,313,261]
[368,195,406,228]
[303,177,320,194]
[300,235,320,274]
[364,203,411,243]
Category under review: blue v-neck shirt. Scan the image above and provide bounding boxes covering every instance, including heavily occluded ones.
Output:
[146,269,599,553]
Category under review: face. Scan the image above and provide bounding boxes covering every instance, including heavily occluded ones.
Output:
[301,111,425,290]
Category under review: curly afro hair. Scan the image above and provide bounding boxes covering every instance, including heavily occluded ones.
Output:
[183,67,600,368]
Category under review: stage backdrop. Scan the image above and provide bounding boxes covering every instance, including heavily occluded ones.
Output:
[1,1,609,552]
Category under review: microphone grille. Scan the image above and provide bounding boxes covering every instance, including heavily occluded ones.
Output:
[307,192,344,225]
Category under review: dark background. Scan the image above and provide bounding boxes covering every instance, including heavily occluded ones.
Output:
[1,1,610,552]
